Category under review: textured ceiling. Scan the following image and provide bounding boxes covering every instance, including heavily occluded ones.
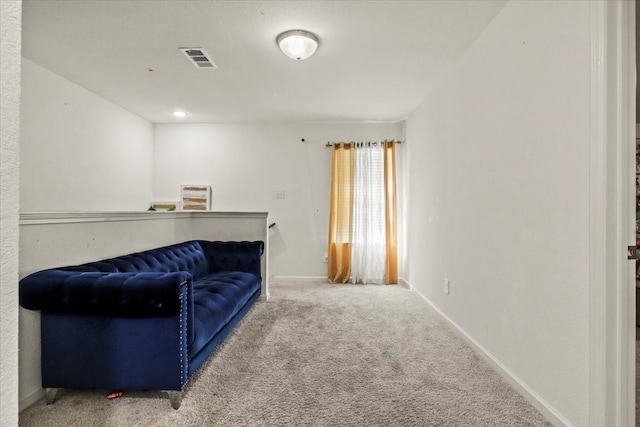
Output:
[22,0,507,123]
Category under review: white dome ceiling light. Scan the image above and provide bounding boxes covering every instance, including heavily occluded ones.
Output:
[276,30,319,61]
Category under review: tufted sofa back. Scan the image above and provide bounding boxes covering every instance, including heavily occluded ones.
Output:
[199,240,264,280]
[20,240,264,321]
[64,241,210,280]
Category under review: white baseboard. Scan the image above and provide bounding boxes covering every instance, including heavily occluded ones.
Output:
[272,275,327,282]
[274,276,412,287]
[19,388,44,412]
[408,282,573,427]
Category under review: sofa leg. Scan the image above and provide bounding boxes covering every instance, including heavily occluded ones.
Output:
[167,391,183,410]
[45,388,59,405]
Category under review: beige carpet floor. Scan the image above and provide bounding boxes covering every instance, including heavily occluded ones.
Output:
[20,281,552,426]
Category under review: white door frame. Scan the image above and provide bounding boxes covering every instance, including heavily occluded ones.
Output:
[589,1,635,425]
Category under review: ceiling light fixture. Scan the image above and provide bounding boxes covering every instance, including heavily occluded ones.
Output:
[276,30,319,60]
[172,110,188,118]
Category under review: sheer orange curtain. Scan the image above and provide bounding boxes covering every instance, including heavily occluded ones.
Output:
[327,143,355,283]
[384,140,398,284]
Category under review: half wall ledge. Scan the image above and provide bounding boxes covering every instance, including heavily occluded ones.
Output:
[19,210,270,301]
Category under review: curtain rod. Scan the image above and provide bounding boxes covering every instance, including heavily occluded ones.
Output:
[324,140,403,147]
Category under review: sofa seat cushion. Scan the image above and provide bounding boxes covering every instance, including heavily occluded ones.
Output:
[189,271,261,358]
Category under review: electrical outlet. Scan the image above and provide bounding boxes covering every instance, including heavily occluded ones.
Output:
[444,278,450,295]
[323,253,328,263]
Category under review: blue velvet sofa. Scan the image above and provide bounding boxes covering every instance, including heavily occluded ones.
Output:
[19,240,264,409]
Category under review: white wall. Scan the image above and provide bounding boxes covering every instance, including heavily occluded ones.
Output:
[1,1,21,425]
[20,59,153,212]
[153,122,404,278]
[405,1,590,425]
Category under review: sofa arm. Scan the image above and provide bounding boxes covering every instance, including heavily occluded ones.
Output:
[200,241,264,279]
[20,271,192,317]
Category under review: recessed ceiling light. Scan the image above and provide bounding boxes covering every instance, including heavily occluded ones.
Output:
[172,110,188,118]
[277,30,319,60]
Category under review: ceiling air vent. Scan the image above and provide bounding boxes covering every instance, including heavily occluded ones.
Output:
[180,47,218,69]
